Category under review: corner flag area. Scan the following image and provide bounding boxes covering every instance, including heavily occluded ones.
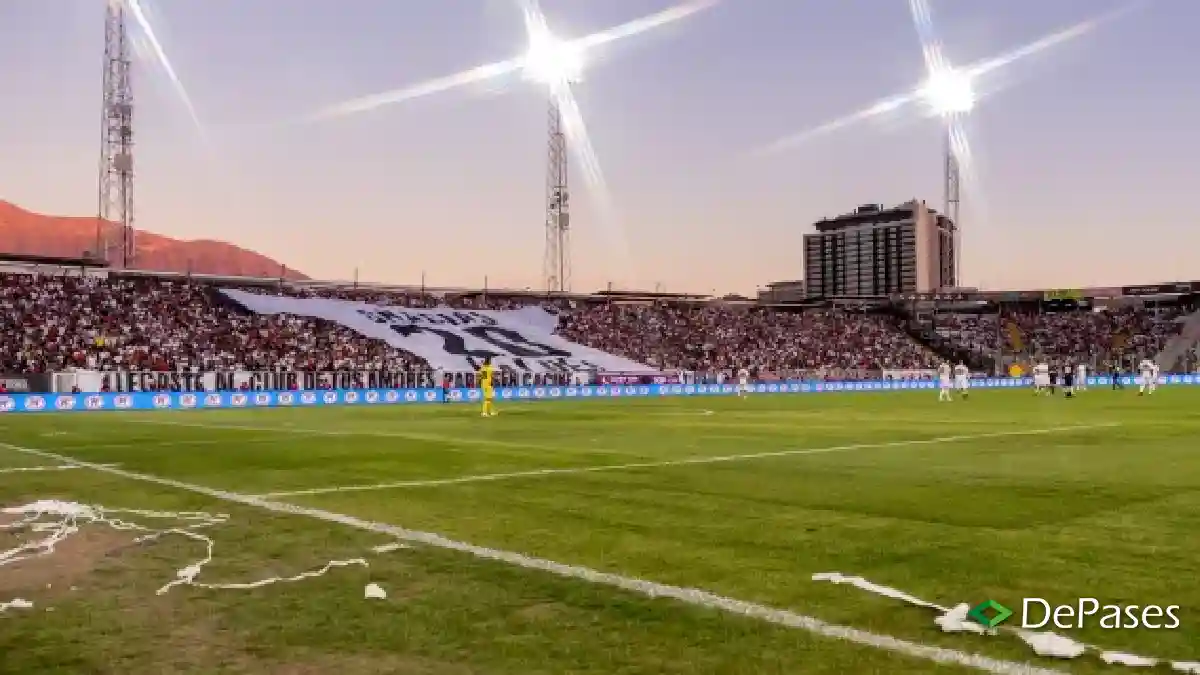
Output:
[2,389,1197,673]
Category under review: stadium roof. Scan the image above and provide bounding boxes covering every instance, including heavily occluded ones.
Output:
[0,251,108,267]
[89,264,1200,304]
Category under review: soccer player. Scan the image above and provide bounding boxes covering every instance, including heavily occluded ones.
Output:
[737,367,751,398]
[1063,363,1076,398]
[953,361,970,400]
[1033,361,1051,395]
[1138,357,1158,396]
[1076,363,1088,391]
[478,357,497,416]
[938,362,953,401]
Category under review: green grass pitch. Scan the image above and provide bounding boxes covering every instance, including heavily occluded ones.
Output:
[0,388,1197,674]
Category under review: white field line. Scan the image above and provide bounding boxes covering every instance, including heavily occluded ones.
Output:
[0,440,1060,675]
[259,424,1119,498]
[0,463,118,475]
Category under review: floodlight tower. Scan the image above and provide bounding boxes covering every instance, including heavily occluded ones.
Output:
[921,65,974,287]
[944,124,961,285]
[522,12,583,294]
[545,100,570,294]
[97,0,136,268]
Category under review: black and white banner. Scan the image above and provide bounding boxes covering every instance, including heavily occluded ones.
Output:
[84,370,432,393]
[220,289,653,373]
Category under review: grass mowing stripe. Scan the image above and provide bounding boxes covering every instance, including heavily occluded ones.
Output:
[0,439,1061,675]
[129,418,615,454]
[259,423,1119,498]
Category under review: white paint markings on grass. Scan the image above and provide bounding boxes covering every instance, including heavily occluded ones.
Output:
[0,440,1060,675]
[0,463,119,475]
[260,424,1119,498]
[812,572,1200,673]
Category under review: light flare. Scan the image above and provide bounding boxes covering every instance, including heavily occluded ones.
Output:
[521,4,584,85]
[305,58,525,121]
[303,0,716,122]
[299,0,712,289]
[519,0,629,287]
[753,3,1136,156]
[921,66,976,115]
[905,0,978,231]
[121,0,205,137]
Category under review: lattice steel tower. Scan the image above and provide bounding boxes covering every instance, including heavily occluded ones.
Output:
[943,125,961,286]
[543,101,570,293]
[96,0,136,268]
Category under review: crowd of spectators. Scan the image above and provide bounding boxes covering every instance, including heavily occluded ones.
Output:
[0,272,939,377]
[930,313,1005,356]
[1,270,1192,379]
[0,274,421,374]
[1008,306,1186,366]
[927,306,1191,368]
[557,304,938,375]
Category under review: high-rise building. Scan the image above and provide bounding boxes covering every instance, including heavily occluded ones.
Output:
[803,200,956,297]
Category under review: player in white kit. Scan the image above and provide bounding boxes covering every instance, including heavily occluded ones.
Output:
[938,362,953,401]
[737,368,751,398]
[1033,362,1051,395]
[953,362,970,400]
[1138,358,1159,395]
[1075,363,1087,391]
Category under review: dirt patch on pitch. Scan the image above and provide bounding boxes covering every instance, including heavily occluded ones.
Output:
[511,601,569,623]
[0,526,138,596]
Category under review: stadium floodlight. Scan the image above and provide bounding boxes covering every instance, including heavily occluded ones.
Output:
[754,0,1136,290]
[920,66,975,116]
[521,10,585,87]
[303,0,716,122]
[913,9,978,289]
[301,0,716,294]
[752,2,1136,156]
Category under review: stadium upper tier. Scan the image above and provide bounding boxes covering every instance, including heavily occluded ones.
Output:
[0,268,1193,377]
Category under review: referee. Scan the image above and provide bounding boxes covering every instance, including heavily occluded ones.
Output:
[1111,359,1125,390]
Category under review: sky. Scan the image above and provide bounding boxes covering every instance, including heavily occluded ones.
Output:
[1,0,1196,294]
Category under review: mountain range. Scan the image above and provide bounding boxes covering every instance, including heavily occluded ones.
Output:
[0,199,308,280]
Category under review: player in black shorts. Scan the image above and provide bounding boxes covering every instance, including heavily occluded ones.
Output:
[1063,365,1075,398]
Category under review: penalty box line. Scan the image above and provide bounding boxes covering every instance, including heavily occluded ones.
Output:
[260,423,1120,498]
[0,440,1060,675]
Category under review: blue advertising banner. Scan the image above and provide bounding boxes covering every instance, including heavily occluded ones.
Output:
[0,388,442,414]
[1,375,1197,414]
[442,374,1199,403]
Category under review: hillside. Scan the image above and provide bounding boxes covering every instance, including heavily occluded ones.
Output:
[0,199,308,280]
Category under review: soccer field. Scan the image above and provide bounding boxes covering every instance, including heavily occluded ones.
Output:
[1,389,1197,674]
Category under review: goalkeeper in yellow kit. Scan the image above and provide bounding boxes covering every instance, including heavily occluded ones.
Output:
[478,357,497,417]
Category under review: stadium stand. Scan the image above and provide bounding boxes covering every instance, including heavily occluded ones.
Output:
[909,299,1196,374]
[2,266,1196,382]
[0,274,424,374]
[927,307,1181,363]
[1,270,938,379]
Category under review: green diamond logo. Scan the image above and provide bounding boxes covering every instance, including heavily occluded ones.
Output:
[968,600,1013,628]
